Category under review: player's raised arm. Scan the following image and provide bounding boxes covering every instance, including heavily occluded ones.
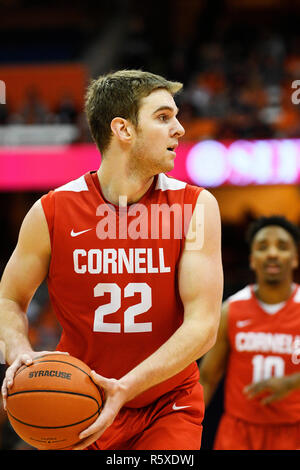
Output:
[0,200,52,404]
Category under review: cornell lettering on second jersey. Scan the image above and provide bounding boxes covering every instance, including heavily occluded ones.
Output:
[224,284,300,424]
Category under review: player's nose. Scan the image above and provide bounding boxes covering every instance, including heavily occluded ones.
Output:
[266,245,279,258]
[172,119,185,138]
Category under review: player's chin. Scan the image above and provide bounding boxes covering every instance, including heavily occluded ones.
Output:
[162,158,175,173]
[264,275,282,285]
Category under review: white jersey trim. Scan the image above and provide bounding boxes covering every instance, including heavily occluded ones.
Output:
[54,175,89,192]
[228,285,252,303]
[155,173,186,191]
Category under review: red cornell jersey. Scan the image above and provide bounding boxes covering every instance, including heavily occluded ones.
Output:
[41,171,203,408]
[225,284,300,424]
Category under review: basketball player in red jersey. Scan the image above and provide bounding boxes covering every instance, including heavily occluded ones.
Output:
[0,70,223,450]
[199,215,300,450]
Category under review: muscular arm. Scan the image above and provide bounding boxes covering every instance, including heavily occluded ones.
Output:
[199,301,230,407]
[119,190,223,400]
[76,189,224,447]
[0,199,51,364]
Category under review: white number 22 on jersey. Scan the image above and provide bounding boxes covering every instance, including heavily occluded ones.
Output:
[93,282,152,333]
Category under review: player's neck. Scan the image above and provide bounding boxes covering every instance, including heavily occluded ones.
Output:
[255,280,295,304]
[96,158,154,206]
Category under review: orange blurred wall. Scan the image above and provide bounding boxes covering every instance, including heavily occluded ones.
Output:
[211,185,300,223]
[0,63,88,112]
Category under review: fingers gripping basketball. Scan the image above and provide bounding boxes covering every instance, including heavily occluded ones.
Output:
[5,354,104,450]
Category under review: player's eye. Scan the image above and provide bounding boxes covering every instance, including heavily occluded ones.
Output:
[158,114,169,122]
[257,243,267,251]
[278,242,289,250]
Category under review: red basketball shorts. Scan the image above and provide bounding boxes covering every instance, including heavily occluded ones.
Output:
[87,382,204,450]
[214,413,300,450]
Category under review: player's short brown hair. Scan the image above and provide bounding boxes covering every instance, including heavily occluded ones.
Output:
[85,69,183,153]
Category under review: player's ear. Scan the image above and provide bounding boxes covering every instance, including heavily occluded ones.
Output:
[111,117,133,143]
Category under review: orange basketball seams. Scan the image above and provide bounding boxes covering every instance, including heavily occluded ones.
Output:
[6,354,104,450]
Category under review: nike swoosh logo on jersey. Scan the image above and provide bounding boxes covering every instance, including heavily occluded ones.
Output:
[236,319,252,328]
[70,228,93,237]
[172,403,191,411]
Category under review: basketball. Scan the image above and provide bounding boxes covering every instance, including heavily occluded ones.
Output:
[5,354,104,450]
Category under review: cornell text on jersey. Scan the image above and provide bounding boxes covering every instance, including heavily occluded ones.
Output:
[73,247,171,274]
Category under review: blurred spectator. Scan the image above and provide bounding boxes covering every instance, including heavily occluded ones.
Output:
[1,16,300,142]
[118,14,152,70]
[178,102,219,141]
[56,92,78,124]
[10,87,52,125]
[0,3,299,143]
[0,105,9,125]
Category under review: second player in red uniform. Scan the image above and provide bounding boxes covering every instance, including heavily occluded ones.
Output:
[199,216,300,450]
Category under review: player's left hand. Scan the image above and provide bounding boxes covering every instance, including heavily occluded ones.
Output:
[244,376,292,405]
[72,370,129,450]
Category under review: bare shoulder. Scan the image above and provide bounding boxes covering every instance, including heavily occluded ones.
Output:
[197,188,219,204]
[196,189,221,223]
[179,187,223,305]
[22,198,47,226]
[17,199,50,256]
[185,189,221,255]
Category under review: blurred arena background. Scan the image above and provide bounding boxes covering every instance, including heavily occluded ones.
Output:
[1,0,300,450]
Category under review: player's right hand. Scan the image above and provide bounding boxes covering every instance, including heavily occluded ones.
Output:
[1,350,69,410]
[72,371,130,450]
